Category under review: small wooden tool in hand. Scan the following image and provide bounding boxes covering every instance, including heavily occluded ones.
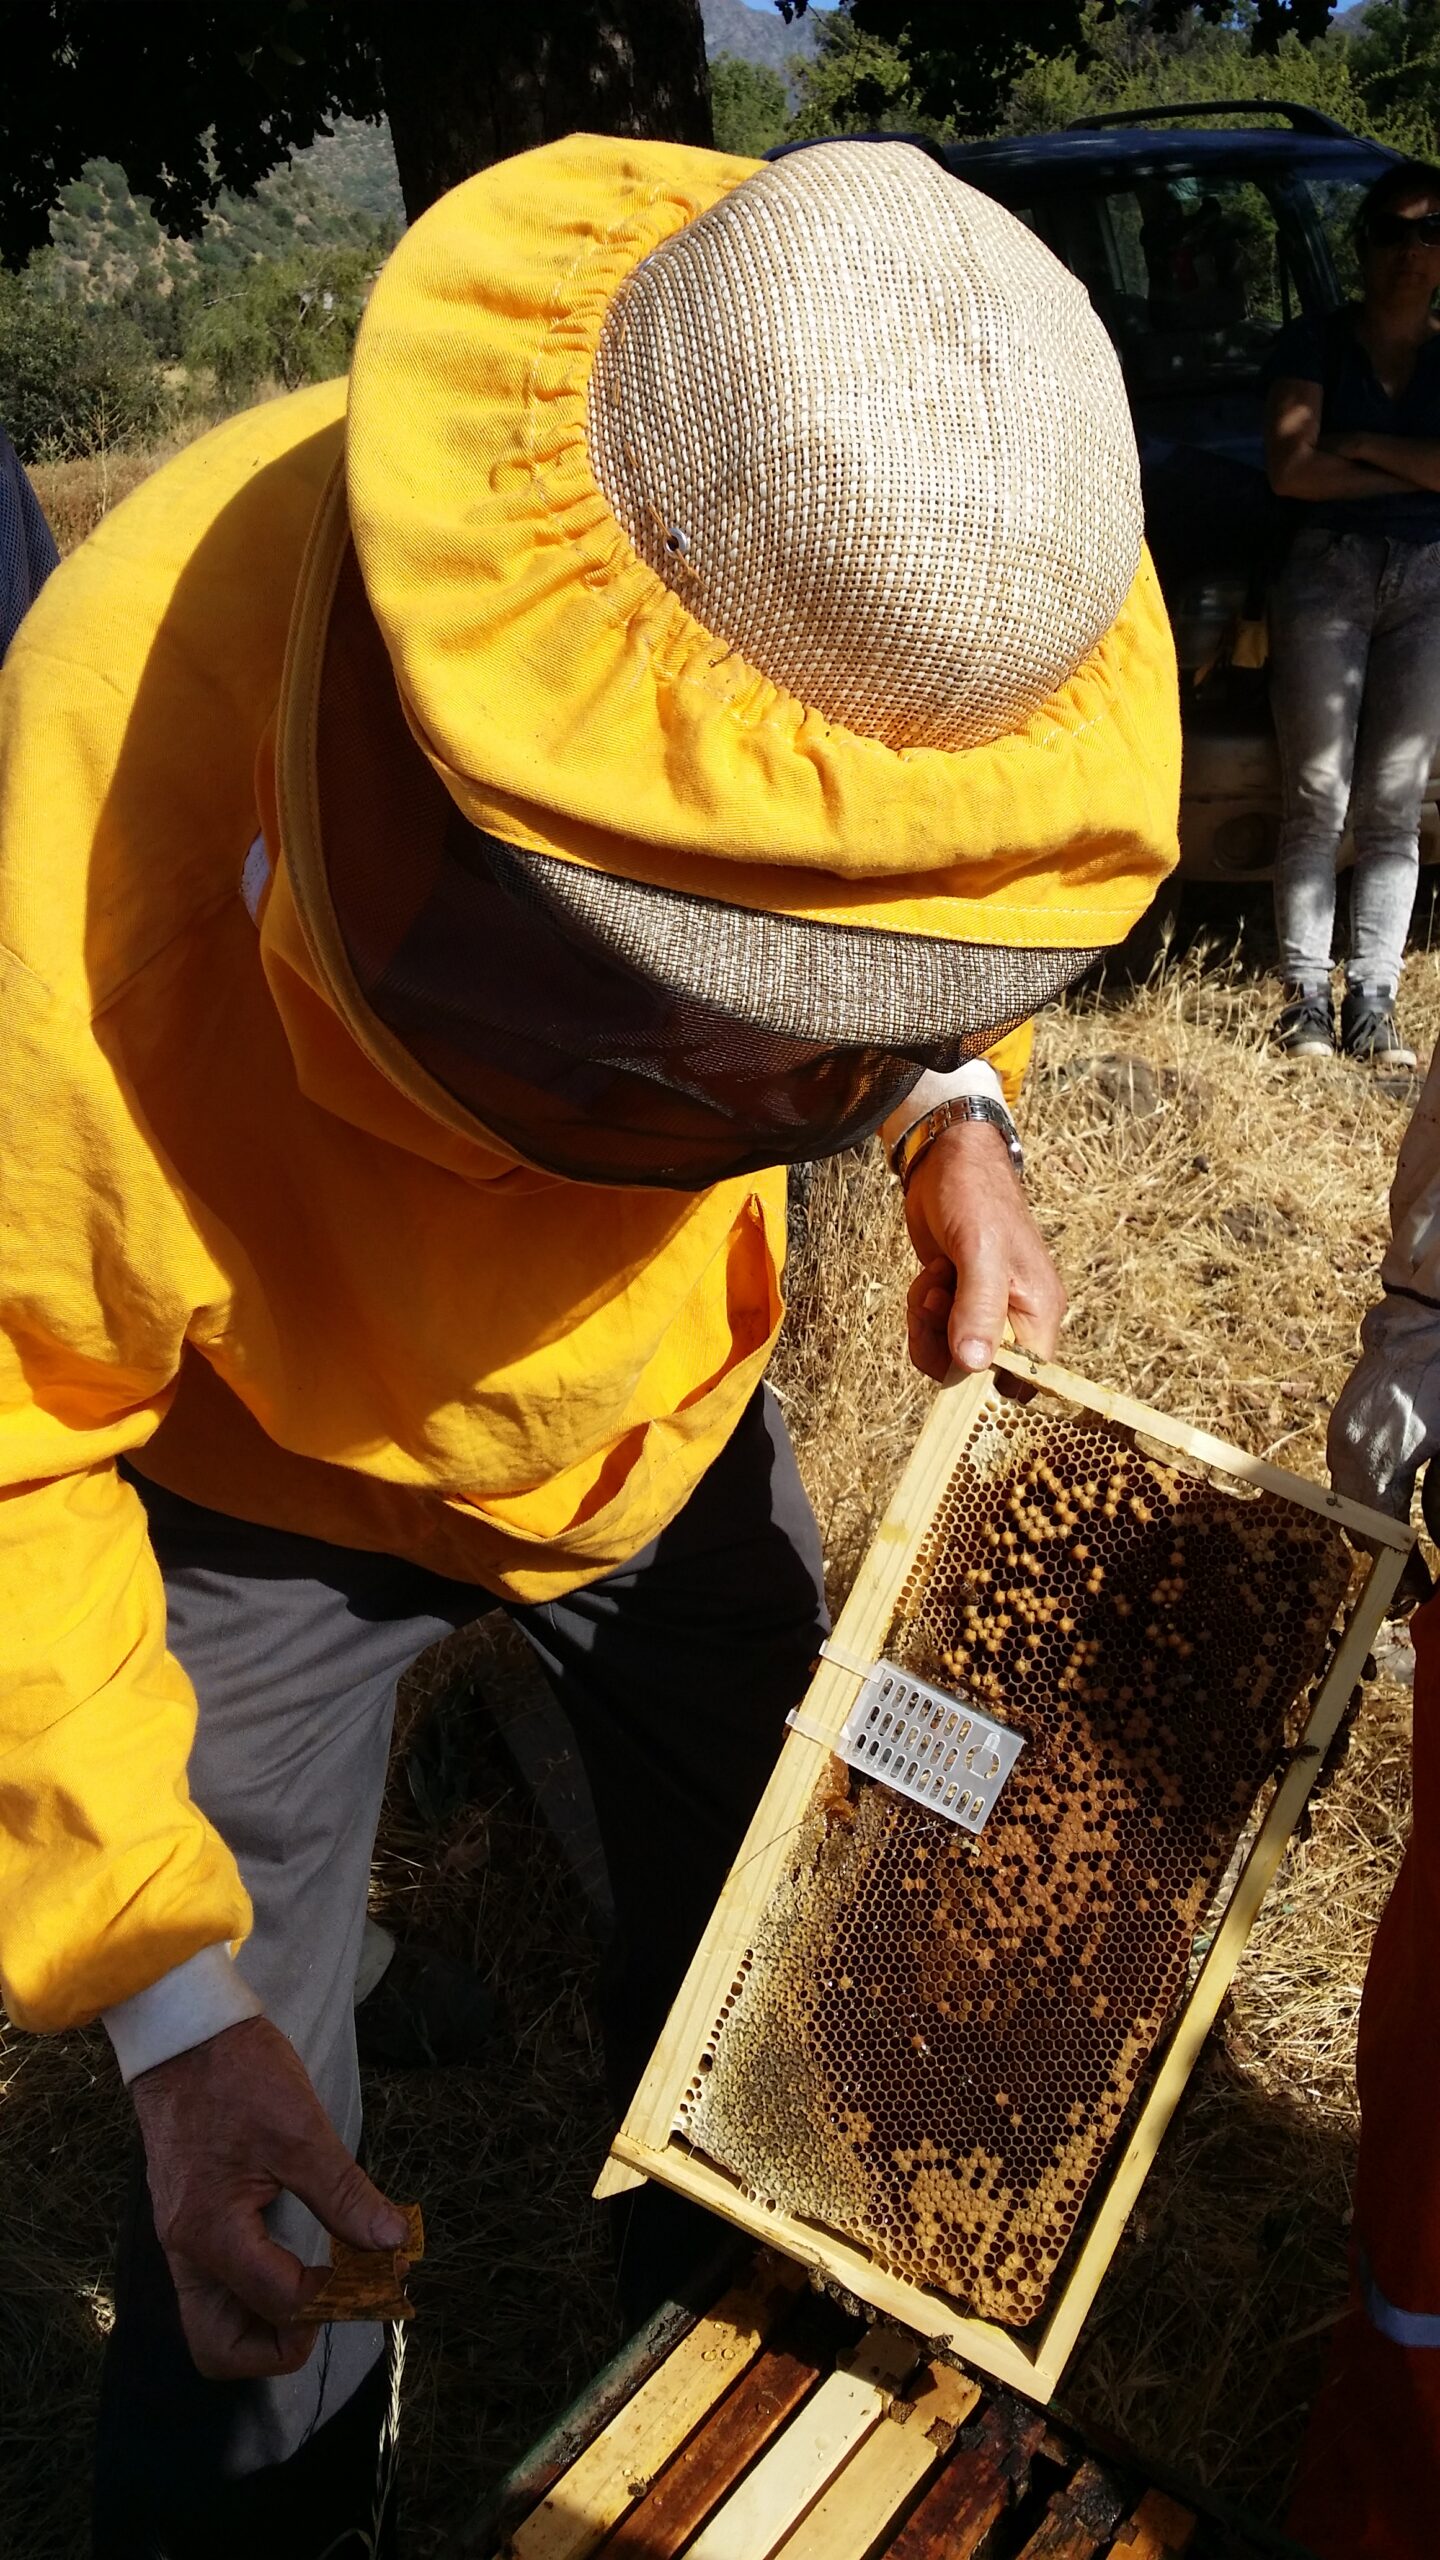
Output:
[295,2201,425,2323]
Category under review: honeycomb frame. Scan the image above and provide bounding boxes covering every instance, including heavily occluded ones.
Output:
[599,1348,1414,2402]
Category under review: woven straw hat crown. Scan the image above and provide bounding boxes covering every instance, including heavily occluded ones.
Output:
[588,141,1142,754]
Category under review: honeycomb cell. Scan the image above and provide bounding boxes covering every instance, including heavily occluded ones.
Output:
[678,1388,1353,2327]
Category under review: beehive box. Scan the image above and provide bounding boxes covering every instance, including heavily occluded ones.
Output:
[598,1349,1412,2401]
[474,2252,1284,2560]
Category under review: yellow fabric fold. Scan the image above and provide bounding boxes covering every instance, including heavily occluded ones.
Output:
[0,393,785,2029]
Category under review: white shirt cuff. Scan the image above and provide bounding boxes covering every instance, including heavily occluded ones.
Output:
[879,1059,1005,1155]
[102,1943,263,2085]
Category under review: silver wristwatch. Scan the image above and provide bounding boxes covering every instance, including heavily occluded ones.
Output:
[889,1094,1024,1194]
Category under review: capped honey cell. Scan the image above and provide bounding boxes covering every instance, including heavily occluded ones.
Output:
[678,1386,1353,2328]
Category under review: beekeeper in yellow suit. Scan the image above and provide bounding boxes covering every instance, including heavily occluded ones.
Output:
[0,137,1177,2556]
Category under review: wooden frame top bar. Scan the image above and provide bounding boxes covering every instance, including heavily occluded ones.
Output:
[992,1345,1411,1550]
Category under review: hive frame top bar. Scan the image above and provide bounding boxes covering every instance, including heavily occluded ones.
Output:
[598,1350,1414,2403]
[992,1343,1412,1550]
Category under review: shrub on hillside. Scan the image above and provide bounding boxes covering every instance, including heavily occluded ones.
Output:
[183,244,376,401]
[0,277,163,461]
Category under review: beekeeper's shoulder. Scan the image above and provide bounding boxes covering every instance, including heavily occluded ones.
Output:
[0,381,346,1015]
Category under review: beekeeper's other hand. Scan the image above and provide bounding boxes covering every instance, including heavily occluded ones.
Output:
[1328,1297,1440,1524]
[1329,1303,1440,1609]
[130,2014,409,2380]
[904,1118,1065,1385]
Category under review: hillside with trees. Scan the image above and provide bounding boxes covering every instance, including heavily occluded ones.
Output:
[2,115,401,460]
[14,2,1440,465]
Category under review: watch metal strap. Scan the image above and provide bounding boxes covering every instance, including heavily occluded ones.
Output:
[891,1095,1024,1192]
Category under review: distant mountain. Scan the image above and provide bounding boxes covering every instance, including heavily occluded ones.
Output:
[294,118,404,232]
[39,134,400,367]
[702,0,821,76]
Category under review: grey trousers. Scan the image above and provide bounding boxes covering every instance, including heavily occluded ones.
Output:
[1270,525,1440,994]
[94,1385,827,2546]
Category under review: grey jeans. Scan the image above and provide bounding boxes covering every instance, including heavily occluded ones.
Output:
[93,1385,827,2550]
[1270,524,1440,992]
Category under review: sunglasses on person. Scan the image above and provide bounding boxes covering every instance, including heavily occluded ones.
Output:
[1365,210,1440,248]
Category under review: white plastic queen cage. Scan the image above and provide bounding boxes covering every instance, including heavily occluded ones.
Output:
[793,1662,1024,1833]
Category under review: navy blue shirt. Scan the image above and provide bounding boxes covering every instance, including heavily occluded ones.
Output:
[0,428,57,658]
[1264,307,1440,543]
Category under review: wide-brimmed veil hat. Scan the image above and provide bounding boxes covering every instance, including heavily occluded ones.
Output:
[275,134,1180,1185]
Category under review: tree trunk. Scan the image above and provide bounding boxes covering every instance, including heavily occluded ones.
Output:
[373,0,713,222]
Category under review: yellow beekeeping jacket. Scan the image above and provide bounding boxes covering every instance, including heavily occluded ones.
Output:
[0,387,793,2032]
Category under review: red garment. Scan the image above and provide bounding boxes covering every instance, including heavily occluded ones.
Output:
[1288,1590,1440,2557]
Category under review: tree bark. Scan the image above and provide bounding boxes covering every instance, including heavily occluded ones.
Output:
[372,0,712,222]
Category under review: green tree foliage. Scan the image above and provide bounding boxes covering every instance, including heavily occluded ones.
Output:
[787,2,1440,157]
[183,244,376,400]
[1,3,381,271]
[2,2,711,267]
[840,0,1339,137]
[0,274,162,458]
[1000,3,1418,151]
[0,133,397,457]
[1347,2,1440,139]
[710,54,790,156]
[786,14,933,141]
[836,2,1088,138]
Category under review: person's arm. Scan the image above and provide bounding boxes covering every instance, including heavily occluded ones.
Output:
[894,1110,1065,1382]
[1324,428,1440,493]
[1330,1044,1440,1534]
[0,957,406,2379]
[131,2020,409,2380]
[878,1055,1010,1152]
[1265,376,1415,501]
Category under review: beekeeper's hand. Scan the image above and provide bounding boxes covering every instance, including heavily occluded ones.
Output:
[1330,1308,1440,1610]
[130,2014,409,2380]
[904,1118,1065,1384]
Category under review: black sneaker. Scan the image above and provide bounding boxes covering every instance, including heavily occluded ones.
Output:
[1340,988,1416,1068]
[1273,986,1336,1057]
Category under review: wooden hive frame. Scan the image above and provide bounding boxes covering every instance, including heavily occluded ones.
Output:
[479,2251,1220,2560]
[597,1346,1414,2404]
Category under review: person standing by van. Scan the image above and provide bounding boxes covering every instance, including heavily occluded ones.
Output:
[1264,160,1440,1067]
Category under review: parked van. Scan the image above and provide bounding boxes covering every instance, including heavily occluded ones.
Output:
[946,106,1423,895]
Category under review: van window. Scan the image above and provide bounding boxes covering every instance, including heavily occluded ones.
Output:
[1023,175,1295,389]
[1301,177,1369,302]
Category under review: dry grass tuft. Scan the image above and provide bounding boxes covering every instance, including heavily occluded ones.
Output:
[0,948,1430,2553]
[1019,960,1436,1482]
[28,445,187,557]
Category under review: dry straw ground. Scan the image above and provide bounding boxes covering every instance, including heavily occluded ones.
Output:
[26,447,183,557]
[0,454,1430,2552]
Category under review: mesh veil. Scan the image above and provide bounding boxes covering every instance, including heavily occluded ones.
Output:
[313,546,1097,1190]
